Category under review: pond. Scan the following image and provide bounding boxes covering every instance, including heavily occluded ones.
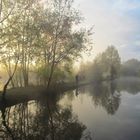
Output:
[0,79,140,140]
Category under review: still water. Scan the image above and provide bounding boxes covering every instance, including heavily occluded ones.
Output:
[0,79,140,140]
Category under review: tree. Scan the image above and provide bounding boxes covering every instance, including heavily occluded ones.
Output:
[121,59,140,77]
[0,0,39,87]
[38,0,93,88]
[82,46,121,82]
[94,46,121,80]
[0,0,21,97]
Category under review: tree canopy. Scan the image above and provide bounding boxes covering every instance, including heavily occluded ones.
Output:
[120,59,140,77]
[0,0,93,88]
[78,46,121,82]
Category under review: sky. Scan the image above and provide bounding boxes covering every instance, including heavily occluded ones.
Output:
[74,0,140,61]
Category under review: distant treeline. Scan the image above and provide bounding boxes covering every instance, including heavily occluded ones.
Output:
[78,46,140,82]
[120,59,140,77]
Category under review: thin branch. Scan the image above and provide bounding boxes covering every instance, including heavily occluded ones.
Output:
[2,55,19,100]
[55,44,75,63]
[0,2,16,23]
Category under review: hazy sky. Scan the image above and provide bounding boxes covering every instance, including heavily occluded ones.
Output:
[75,0,140,61]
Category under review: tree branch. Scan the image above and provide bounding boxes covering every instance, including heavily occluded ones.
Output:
[2,55,19,100]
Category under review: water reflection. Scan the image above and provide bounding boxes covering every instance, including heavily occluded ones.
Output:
[81,79,140,115]
[1,79,140,140]
[0,96,87,140]
[116,78,140,94]
[86,82,121,115]
[69,80,140,140]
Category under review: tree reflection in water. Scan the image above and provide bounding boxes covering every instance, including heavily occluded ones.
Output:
[86,79,140,115]
[87,81,121,115]
[1,81,134,139]
[0,93,89,140]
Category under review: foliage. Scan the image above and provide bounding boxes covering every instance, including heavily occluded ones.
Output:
[0,0,93,87]
[98,46,121,80]
[79,46,121,82]
[120,59,140,77]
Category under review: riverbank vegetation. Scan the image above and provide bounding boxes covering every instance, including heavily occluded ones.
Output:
[0,0,93,90]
